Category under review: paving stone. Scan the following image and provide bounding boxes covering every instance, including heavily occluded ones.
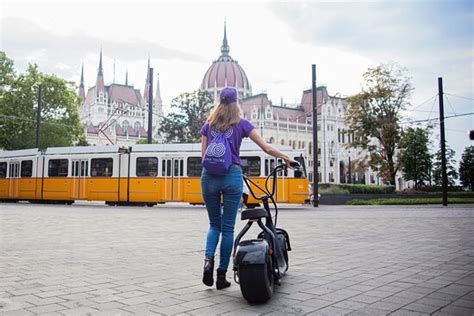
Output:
[58,307,100,315]
[308,305,353,315]
[26,303,67,314]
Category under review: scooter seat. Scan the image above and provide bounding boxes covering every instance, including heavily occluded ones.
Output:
[241,208,268,220]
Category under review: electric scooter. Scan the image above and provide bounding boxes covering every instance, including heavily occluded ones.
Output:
[233,161,299,303]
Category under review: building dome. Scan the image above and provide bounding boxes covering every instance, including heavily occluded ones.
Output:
[201,23,252,100]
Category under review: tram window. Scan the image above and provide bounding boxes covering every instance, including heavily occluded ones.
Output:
[136,157,158,177]
[0,162,6,178]
[187,157,202,177]
[294,156,306,178]
[48,159,69,177]
[21,160,33,178]
[163,160,171,176]
[91,158,113,177]
[241,156,260,176]
[173,160,183,177]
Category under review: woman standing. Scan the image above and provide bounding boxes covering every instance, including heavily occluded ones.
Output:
[200,87,295,289]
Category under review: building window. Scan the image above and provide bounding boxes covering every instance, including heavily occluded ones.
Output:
[342,132,345,143]
[281,139,285,145]
[91,158,113,177]
[301,142,305,149]
[134,122,141,133]
[330,159,334,167]
[136,157,158,177]
[0,162,6,178]
[48,159,68,177]
[338,129,341,142]
[309,142,312,155]
[329,172,334,182]
[187,157,202,177]
[122,120,129,131]
[269,137,274,144]
[20,160,33,178]
[266,110,272,119]
[241,156,260,177]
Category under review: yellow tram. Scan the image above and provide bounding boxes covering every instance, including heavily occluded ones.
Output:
[0,141,309,205]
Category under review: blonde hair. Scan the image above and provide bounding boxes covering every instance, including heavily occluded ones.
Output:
[208,102,241,132]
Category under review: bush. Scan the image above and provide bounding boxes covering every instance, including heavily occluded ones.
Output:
[410,186,465,192]
[346,197,474,205]
[318,183,395,194]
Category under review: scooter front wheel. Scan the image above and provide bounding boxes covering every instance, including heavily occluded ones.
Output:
[238,261,274,303]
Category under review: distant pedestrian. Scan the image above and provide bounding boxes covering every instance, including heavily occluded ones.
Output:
[200,87,295,289]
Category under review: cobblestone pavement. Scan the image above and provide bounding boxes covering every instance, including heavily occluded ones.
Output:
[0,203,473,315]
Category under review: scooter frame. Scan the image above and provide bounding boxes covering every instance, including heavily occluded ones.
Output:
[232,162,297,302]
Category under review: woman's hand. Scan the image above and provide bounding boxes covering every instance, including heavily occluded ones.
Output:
[283,157,299,169]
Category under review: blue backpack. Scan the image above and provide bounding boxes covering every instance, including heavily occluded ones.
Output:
[203,132,232,175]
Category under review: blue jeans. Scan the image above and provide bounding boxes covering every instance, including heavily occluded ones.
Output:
[201,165,243,270]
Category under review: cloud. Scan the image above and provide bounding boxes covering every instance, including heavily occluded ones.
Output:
[0,16,207,78]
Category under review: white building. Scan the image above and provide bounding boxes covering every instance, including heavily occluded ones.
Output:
[78,50,163,146]
[201,25,408,189]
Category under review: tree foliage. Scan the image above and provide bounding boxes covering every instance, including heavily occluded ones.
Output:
[399,127,432,188]
[0,52,84,150]
[159,90,214,143]
[432,145,458,186]
[345,63,413,185]
[459,146,474,191]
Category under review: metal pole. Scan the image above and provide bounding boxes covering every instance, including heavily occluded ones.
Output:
[312,64,319,207]
[438,77,448,206]
[36,85,42,148]
[348,155,352,184]
[148,67,154,144]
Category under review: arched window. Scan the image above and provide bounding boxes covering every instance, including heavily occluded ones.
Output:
[281,139,285,145]
[134,121,141,132]
[269,137,274,144]
[122,120,129,131]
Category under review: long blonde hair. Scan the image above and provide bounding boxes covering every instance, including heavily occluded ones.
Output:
[207,102,241,132]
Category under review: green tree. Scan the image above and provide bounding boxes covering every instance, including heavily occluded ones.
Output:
[432,145,458,186]
[0,52,84,150]
[159,90,214,143]
[459,146,474,191]
[399,127,432,188]
[345,63,413,185]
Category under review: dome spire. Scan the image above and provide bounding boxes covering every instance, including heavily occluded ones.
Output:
[221,20,230,56]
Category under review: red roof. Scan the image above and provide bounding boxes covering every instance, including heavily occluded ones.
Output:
[201,56,250,91]
[108,84,142,105]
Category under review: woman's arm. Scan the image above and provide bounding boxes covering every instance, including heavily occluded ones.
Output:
[201,135,208,159]
[248,129,296,166]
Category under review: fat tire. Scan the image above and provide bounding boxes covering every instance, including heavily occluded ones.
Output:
[238,261,274,303]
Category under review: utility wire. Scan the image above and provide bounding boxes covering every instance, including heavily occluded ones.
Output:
[444,94,457,116]
[444,93,474,101]
[401,112,474,125]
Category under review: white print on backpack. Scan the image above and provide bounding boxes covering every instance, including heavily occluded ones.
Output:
[210,128,233,138]
[205,143,226,157]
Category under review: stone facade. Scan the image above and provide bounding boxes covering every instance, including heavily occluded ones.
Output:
[78,51,163,146]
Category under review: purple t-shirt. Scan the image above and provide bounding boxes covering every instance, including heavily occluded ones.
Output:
[201,119,255,165]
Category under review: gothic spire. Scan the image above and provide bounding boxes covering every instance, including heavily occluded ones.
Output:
[98,48,103,76]
[78,63,85,99]
[220,21,230,56]
[96,49,105,94]
[144,57,151,103]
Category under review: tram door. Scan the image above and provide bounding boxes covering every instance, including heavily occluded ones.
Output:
[264,158,288,202]
[162,158,184,201]
[9,161,20,198]
[72,160,88,199]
